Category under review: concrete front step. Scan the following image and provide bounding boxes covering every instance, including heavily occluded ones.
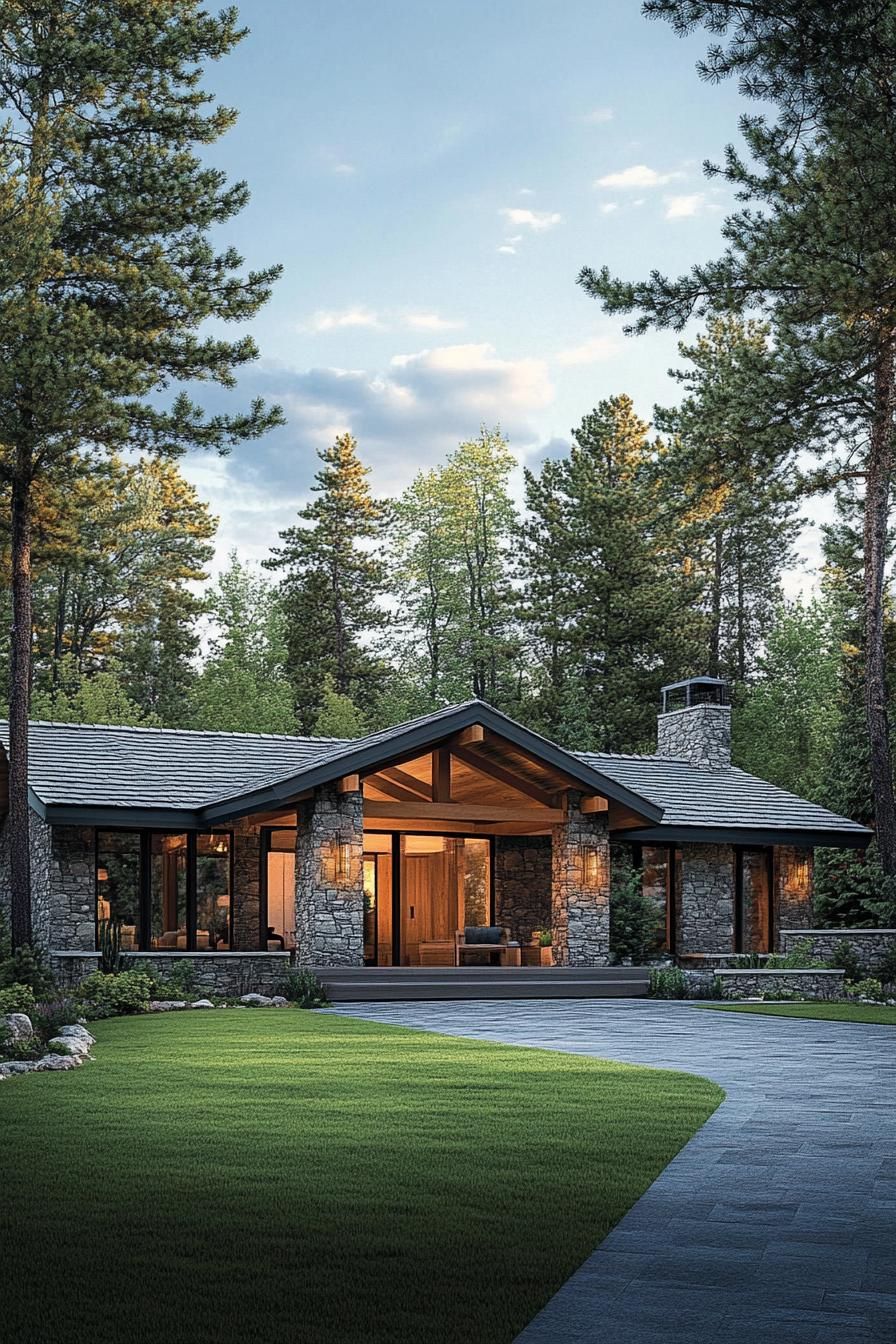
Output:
[312,965,650,1001]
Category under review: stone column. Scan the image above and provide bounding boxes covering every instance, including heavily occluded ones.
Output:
[551,796,610,966]
[231,818,263,951]
[493,836,551,945]
[773,846,813,949]
[46,824,94,951]
[294,784,364,966]
[677,844,735,954]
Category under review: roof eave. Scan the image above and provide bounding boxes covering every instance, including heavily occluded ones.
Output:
[44,804,202,829]
[614,823,873,849]
[200,701,665,825]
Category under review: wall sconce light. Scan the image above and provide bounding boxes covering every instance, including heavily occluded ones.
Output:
[324,839,354,884]
[96,866,109,884]
[582,845,606,890]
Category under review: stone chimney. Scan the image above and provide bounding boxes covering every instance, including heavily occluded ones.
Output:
[657,677,731,770]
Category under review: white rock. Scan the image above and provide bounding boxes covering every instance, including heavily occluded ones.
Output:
[3,1012,33,1041]
[0,1060,37,1075]
[34,1052,81,1071]
[48,1035,91,1057]
[59,1023,95,1046]
[270,996,289,1007]
[190,999,215,1008]
[239,993,273,1007]
[149,1000,187,1012]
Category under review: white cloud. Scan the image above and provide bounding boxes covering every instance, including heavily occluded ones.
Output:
[595,164,680,190]
[664,192,706,219]
[331,161,356,176]
[500,207,562,232]
[554,335,618,366]
[584,107,614,124]
[401,311,465,331]
[497,245,517,255]
[599,202,618,215]
[518,187,536,196]
[308,306,383,331]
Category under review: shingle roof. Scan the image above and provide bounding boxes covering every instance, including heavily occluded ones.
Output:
[577,750,869,843]
[0,703,871,846]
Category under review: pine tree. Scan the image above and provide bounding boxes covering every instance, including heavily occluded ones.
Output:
[266,434,387,732]
[312,674,367,739]
[655,318,801,684]
[519,396,701,752]
[391,427,521,709]
[31,654,157,727]
[191,554,295,735]
[582,2,896,873]
[0,4,281,946]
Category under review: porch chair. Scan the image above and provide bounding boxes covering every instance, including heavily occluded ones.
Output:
[454,926,521,968]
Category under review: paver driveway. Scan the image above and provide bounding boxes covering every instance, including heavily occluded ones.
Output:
[326,999,896,1343]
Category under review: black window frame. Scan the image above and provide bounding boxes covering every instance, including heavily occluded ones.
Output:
[94,827,234,954]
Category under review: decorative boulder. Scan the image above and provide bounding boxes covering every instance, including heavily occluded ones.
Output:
[239,993,273,1007]
[47,1035,91,1058]
[270,996,289,1007]
[3,1013,33,1042]
[34,1052,81,1071]
[149,1000,187,1012]
[59,1023,95,1047]
[190,999,215,1009]
[0,1060,37,1076]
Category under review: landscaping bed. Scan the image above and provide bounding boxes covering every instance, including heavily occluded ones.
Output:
[698,1002,896,1026]
[0,1010,721,1344]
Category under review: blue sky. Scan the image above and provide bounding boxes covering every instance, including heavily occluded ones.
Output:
[185,1,820,585]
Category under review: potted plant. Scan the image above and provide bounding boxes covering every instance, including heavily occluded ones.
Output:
[536,929,553,966]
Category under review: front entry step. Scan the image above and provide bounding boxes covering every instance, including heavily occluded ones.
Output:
[311,965,650,1002]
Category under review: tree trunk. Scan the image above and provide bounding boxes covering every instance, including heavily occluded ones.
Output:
[864,338,896,874]
[8,462,33,948]
[709,528,723,677]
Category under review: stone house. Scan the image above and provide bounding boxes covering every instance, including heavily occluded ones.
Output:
[0,678,871,995]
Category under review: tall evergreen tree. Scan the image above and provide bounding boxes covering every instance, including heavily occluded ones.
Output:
[191,554,295,735]
[0,3,281,946]
[655,318,801,683]
[265,434,387,732]
[582,1,896,873]
[519,396,701,752]
[391,427,521,710]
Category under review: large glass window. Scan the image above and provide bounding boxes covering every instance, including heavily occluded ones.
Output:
[150,834,188,949]
[96,832,141,951]
[95,830,233,952]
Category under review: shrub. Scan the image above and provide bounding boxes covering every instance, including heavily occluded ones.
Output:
[648,967,687,999]
[134,957,197,1000]
[0,920,55,997]
[610,867,662,964]
[845,977,885,1002]
[74,969,153,1018]
[766,939,826,970]
[533,929,553,948]
[97,918,123,975]
[826,940,863,984]
[875,943,896,989]
[0,982,37,1015]
[276,970,329,1008]
[32,997,81,1037]
[0,1033,42,1062]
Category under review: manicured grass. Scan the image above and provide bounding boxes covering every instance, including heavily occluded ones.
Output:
[0,1011,720,1344]
[699,1002,896,1026]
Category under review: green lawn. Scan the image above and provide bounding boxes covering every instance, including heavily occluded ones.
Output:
[699,1002,896,1026]
[0,1011,720,1344]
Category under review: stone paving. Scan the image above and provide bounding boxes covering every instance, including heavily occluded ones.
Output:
[325,998,896,1343]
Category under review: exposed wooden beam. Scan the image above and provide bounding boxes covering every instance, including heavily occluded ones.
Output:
[450,743,557,808]
[581,795,609,814]
[338,774,360,793]
[244,808,298,826]
[432,747,452,802]
[364,799,565,824]
[364,774,426,804]
[453,723,485,747]
[379,765,432,801]
[362,817,555,837]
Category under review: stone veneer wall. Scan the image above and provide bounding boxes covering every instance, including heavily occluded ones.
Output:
[551,797,610,967]
[294,784,364,966]
[50,950,291,995]
[44,825,95,951]
[494,836,551,945]
[714,968,844,1001]
[779,928,896,975]
[0,813,58,949]
[774,847,813,947]
[656,704,732,770]
[231,818,263,951]
[678,843,735,954]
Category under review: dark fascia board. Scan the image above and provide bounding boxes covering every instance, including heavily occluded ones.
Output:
[614,824,873,850]
[45,803,202,829]
[200,700,665,825]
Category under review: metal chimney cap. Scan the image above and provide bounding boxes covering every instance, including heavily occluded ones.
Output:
[660,677,730,712]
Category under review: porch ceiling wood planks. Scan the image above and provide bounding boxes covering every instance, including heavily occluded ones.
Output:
[363,774,428,805]
[449,743,560,809]
[363,800,566,825]
[379,765,432,800]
